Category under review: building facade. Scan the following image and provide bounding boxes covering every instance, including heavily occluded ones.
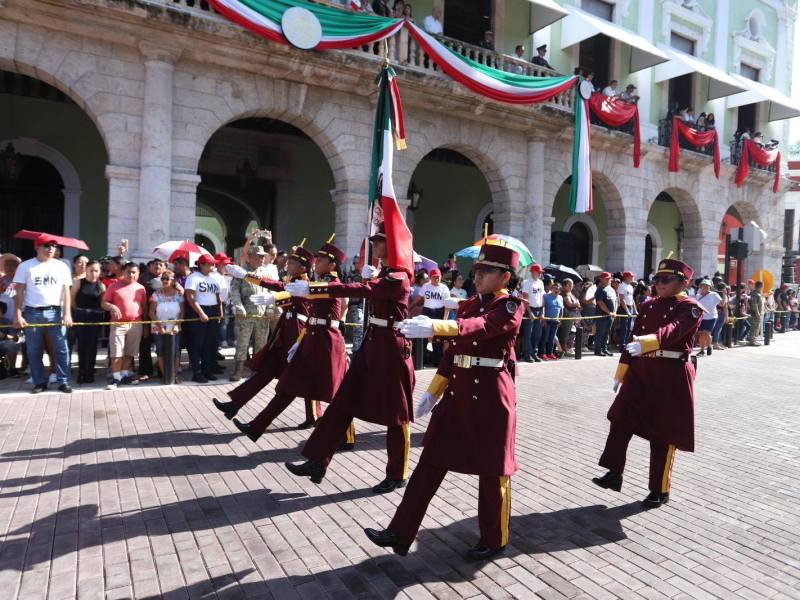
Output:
[0,0,796,280]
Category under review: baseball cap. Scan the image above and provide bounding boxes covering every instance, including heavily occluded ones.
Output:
[599,271,612,279]
[34,234,59,248]
[700,279,712,286]
[529,264,544,273]
[623,271,635,279]
[196,254,215,266]
[430,268,441,277]
[247,245,266,256]
[214,252,232,265]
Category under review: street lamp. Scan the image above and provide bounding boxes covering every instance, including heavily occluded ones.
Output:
[0,142,23,181]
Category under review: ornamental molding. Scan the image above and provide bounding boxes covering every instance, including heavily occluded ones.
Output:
[732,9,776,82]
[661,0,713,54]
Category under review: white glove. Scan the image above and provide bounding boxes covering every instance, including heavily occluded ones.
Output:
[248,293,275,307]
[361,264,380,280]
[625,339,643,357]
[233,304,247,316]
[285,280,310,297]
[398,315,434,339]
[226,264,247,279]
[286,341,300,363]
[613,379,622,393]
[414,391,439,419]
[443,297,461,310]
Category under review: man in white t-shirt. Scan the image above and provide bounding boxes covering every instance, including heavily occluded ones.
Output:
[602,80,620,98]
[423,6,443,34]
[410,268,450,365]
[617,271,637,346]
[13,235,74,393]
[520,264,546,362]
[184,254,223,383]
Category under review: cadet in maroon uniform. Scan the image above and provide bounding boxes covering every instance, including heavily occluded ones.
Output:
[212,246,316,428]
[283,226,415,494]
[230,241,350,440]
[592,258,703,508]
[365,243,523,561]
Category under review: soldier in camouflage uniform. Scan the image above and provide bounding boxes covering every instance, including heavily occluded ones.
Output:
[229,245,273,381]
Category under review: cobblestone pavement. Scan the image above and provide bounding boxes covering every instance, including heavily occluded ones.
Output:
[1,335,799,600]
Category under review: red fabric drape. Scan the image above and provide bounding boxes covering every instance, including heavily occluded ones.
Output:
[735,139,781,194]
[668,117,720,179]
[588,93,640,167]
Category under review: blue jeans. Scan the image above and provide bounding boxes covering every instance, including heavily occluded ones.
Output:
[23,306,70,386]
[544,320,559,355]
[187,305,220,375]
[711,313,725,344]
[522,308,544,359]
[594,315,612,354]
[618,311,634,347]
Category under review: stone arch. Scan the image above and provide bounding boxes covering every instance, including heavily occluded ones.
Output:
[544,169,626,225]
[474,203,495,241]
[563,213,601,265]
[655,186,703,241]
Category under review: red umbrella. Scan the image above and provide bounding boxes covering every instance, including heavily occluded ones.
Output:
[14,229,89,251]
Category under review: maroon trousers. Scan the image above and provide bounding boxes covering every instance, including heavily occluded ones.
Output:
[249,392,324,433]
[227,370,272,409]
[599,421,677,493]
[388,450,511,549]
[302,404,408,480]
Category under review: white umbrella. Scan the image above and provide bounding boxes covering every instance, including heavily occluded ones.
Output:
[153,240,212,266]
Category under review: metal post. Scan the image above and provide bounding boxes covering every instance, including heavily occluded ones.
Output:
[413,338,424,370]
[574,326,583,360]
[164,334,176,385]
[724,321,733,347]
[764,320,772,345]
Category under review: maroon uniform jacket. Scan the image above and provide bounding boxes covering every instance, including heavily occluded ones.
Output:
[274,273,346,403]
[311,268,414,426]
[422,290,523,476]
[609,293,703,451]
[246,275,311,379]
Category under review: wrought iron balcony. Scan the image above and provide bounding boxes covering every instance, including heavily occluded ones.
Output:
[728,139,779,174]
[657,118,716,158]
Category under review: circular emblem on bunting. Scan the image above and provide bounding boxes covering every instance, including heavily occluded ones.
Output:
[282,7,322,50]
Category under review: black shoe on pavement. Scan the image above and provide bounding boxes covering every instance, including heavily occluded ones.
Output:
[211,365,225,374]
[297,420,316,430]
[372,478,407,494]
[603,350,614,357]
[232,418,261,442]
[592,470,623,492]
[58,384,73,394]
[285,460,326,484]
[203,372,218,381]
[212,398,238,419]
[521,357,533,363]
[642,491,669,509]
[466,544,506,561]
[532,355,542,363]
[31,384,47,394]
[120,376,139,386]
[338,441,356,451]
[192,373,208,383]
[364,528,409,556]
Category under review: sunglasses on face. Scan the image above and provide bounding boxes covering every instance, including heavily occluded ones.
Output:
[653,275,681,284]
[41,243,57,249]
[161,276,173,281]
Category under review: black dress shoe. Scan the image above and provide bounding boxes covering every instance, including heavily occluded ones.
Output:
[31,384,47,394]
[192,373,208,383]
[372,478,407,494]
[232,418,261,442]
[338,441,356,451]
[203,372,218,381]
[211,365,225,374]
[532,355,542,363]
[297,420,316,430]
[58,384,73,394]
[364,528,409,556]
[212,398,238,419]
[603,351,614,357]
[642,491,669,509]
[466,544,506,561]
[592,470,623,492]
[285,460,326,484]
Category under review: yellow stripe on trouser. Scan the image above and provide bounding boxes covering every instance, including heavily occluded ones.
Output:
[401,423,411,480]
[499,476,511,547]
[345,420,356,444]
[661,445,676,493]
[310,400,319,420]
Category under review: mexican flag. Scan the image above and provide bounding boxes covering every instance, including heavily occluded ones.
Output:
[368,67,414,275]
[569,94,593,214]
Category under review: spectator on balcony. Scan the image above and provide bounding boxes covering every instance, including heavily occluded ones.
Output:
[372,0,391,16]
[695,112,707,129]
[704,113,716,130]
[532,44,552,69]
[602,80,620,98]
[402,2,414,22]
[680,107,696,123]
[478,30,494,50]
[392,0,404,17]
[423,5,443,35]
[752,131,765,147]
[621,84,639,104]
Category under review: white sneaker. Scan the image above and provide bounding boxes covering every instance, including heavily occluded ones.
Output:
[106,381,118,390]
[25,377,33,384]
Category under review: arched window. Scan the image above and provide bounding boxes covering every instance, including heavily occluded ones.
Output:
[569,222,591,267]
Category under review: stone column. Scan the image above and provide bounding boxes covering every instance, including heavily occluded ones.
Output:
[334,192,369,262]
[170,170,201,242]
[682,238,719,278]
[136,42,181,256]
[541,216,555,264]
[105,165,141,257]
[525,137,546,264]
[606,226,647,273]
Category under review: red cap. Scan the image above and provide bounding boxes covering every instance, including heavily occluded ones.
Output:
[747,278,755,285]
[623,271,635,279]
[474,243,520,271]
[289,246,315,267]
[599,271,612,280]
[430,268,441,277]
[655,258,694,281]
[34,234,59,248]
[214,252,232,265]
[196,254,215,266]
[529,263,544,273]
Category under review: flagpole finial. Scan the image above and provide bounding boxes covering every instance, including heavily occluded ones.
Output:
[483,223,489,242]
[327,233,336,244]
[299,238,306,248]
[666,250,674,259]
[382,40,390,67]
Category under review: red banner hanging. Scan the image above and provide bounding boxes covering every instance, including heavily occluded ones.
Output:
[668,117,720,179]
[588,93,640,168]
[735,139,781,194]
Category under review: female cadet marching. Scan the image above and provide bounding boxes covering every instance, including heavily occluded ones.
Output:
[592,258,703,509]
[364,242,523,561]
[212,245,317,428]
[283,225,416,494]
[229,240,351,441]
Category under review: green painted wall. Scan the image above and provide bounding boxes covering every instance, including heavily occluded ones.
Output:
[551,180,609,265]
[409,0,434,24]
[503,0,532,57]
[284,137,336,249]
[409,159,491,264]
[0,94,109,254]
[647,198,682,258]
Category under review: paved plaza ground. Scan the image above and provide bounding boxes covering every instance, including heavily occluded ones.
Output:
[1,335,799,599]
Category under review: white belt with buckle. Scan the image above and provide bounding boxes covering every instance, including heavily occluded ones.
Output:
[370,316,401,329]
[453,354,504,368]
[643,350,684,359]
[308,317,340,328]
[285,311,308,322]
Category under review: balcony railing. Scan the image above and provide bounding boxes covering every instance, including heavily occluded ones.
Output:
[657,119,715,158]
[729,139,779,173]
[148,0,576,113]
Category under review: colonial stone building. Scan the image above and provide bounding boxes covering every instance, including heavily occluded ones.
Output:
[0,0,795,280]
